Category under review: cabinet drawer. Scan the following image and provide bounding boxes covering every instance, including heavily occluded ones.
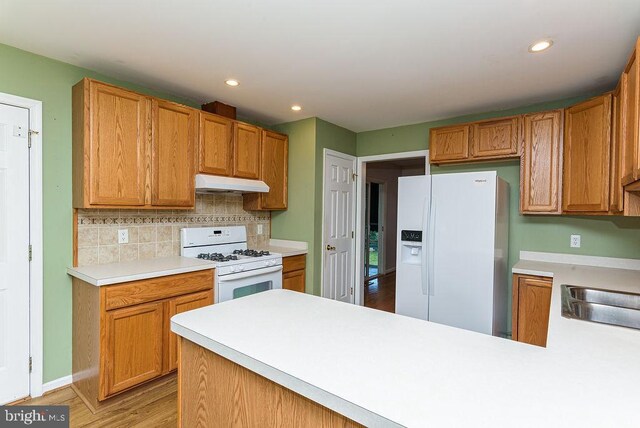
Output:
[104,270,214,310]
[283,255,306,273]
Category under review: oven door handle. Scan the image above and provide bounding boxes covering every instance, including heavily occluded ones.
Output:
[217,265,283,282]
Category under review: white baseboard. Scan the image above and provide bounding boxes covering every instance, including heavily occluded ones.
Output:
[385,267,396,274]
[42,375,72,394]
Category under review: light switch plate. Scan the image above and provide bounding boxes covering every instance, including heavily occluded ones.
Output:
[570,234,581,248]
[118,229,129,244]
[257,224,264,235]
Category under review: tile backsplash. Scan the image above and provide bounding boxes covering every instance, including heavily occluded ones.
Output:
[76,194,270,266]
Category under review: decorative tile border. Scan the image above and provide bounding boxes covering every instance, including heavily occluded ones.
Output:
[77,213,270,225]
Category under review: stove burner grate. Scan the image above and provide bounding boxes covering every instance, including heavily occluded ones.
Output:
[232,249,271,257]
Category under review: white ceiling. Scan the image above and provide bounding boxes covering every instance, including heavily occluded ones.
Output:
[1,1,639,132]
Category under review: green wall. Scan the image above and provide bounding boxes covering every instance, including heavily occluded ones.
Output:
[271,118,356,296]
[357,95,640,332]
[0,43,198,382]
[272,118,317,293]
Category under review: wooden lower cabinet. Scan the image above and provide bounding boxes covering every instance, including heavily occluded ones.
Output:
[72,270,214,410]
[512,274,552,347]
[282,254,306,293]
[283,270,305,293]
[103,302,164,397]
[166,290,213,372]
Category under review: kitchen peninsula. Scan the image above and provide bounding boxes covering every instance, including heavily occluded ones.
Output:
[172,258,640,428]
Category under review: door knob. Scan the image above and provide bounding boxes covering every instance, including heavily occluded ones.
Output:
[326,244,336,251]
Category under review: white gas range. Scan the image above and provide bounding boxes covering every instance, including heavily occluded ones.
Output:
[180,226,282,303]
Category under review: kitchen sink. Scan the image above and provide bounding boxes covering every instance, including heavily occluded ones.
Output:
[561,285,640,330]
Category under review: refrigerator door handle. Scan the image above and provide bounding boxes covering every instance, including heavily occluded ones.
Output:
[420,196,429,295]
[427,197,436,296]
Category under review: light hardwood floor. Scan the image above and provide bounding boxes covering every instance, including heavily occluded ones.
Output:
[16,277,394,426]
[13,380,177,427]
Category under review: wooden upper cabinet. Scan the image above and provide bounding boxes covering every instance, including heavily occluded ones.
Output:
[151,100,197,207]
[233,123,261,179]
[429,125,470,163]
[512,274,552,347]
[260,130,288,209]
[73,78,200,209]
[102,301,164,398]
[520,111,563,214]
[471,116,520,159]
[562,94,612,213]
[199,112,233,176]
[621,38,639,187]
[244,131,288,210]
[73,79,150,207]
[610,82,624,213]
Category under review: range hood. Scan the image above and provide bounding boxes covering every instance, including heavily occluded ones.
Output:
[195,174,269,194]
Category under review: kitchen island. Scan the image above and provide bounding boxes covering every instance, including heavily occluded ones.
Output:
[172,278,640,427]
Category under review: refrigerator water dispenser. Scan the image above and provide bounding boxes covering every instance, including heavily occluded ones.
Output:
[400,243,422,264]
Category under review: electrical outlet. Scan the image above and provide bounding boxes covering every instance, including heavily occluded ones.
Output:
[257,224,264,235]
[570,234,581,248]
[118,229,129,244]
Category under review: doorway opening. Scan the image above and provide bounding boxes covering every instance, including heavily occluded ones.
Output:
[357,154,428,313]
[364,181,384,281]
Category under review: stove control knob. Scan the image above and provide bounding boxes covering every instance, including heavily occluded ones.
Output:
[230,266,237,273]
[238,265,245,272]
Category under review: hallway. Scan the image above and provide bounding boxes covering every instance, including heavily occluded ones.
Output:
[364,273,396,313]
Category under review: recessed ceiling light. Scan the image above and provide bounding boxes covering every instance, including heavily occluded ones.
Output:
[291,105,302,112]
[225,79,239,87]
[528,39,553,53]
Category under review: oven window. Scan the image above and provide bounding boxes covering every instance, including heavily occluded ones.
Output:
[232,281,272,299]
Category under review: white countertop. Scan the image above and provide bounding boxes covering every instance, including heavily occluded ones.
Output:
[260,238,308,257]
[67,256,216,286]
[513,255,640,357]
[171,264,640,428]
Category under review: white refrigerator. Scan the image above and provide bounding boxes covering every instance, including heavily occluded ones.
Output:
[395,171,509,336]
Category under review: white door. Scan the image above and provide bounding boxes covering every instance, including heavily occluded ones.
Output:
[0,103,31,404]
[322,150,356,303]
